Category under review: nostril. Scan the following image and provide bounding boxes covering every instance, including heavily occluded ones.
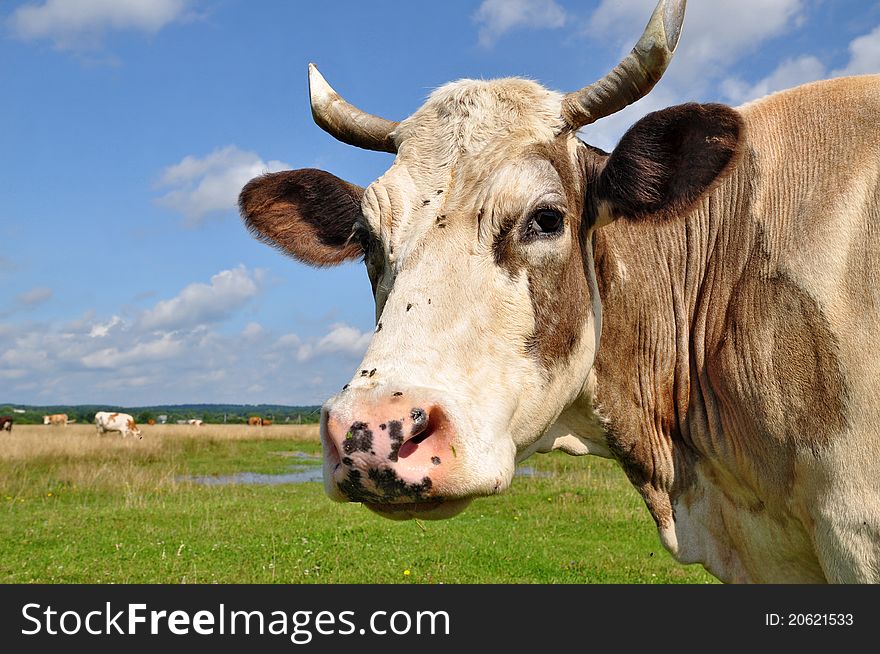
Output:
[410,408,428,438]
[398,406,447,458]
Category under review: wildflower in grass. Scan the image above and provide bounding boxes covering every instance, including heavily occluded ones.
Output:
[403,569,411,576]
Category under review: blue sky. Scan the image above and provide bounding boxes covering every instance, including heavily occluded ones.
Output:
[1,0,878,406]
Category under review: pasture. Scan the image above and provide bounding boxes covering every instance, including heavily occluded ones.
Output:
[0,423,713,583]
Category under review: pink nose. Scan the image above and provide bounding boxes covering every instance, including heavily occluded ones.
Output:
[324,395,455,504]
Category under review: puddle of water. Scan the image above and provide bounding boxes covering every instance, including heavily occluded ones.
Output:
[184,461,548,486]
[183,464,323,486]
[268,451,322,460]
[514,465,552,478]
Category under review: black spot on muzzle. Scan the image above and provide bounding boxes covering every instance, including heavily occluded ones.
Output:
[338,466,433,504]
[342,421,373,455]
[387,420,404,462]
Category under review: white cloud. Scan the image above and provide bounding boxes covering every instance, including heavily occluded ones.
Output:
[139,265,262,331]
[0,313,376,405]
[17,286,53,306]
[587,0,806,88]
[156,145,291,225]
[241,322,264,339]
[588,0,804,62]
[276,333,302,348]
[8,0,192,51]
[720,22,880,104]
[0,302,380,404]
[296,323,372,363]
[474,0,566,47]
[80,333,184,369]
[576,0,808,150]
[833,24,880,77]
[89,315,122,338]
[722,55,826,104]
[64,311,97,333]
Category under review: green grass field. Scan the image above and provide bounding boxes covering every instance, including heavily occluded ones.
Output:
[0,424,714,583]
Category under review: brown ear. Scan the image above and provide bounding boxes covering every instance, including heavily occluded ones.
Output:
[596,103,743,223]
[239,168,365,266]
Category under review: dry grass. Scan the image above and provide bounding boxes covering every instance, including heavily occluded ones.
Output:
[1,423,319,462]
[0,423,320,497]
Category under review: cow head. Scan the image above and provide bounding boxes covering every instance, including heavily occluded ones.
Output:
[240,0,741,519]
[128,419,143,439]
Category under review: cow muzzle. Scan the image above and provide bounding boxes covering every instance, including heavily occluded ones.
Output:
[322,389,471,519]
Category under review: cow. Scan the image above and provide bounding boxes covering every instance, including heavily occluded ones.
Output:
[95,412,142,439]
[248,416,263,426]
[0,416,12,432]
[147,419,156,426]
[186,419,204,427]
[42,414,68,426]
[262,419,273,427]
[239,0,880,583]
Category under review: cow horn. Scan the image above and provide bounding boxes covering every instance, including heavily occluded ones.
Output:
[561,0,686,130]
[308,63,399,153]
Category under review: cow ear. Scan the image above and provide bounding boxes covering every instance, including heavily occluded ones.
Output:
[239,168,365,267]
[594,103,743,225]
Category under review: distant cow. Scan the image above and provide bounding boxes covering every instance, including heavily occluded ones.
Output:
[262,419,273,427]
[248,416,263,426]
[95,411,142,439]
[43,414,68,426]
[0,416,12,432]
[147,419,156,426]
[186,419,204,427]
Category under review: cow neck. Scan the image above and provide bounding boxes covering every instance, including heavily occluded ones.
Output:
[588,199,719,532]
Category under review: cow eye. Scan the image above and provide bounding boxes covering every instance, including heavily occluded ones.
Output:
[528,208,564,236]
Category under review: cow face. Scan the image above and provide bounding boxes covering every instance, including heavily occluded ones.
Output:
[242,82,598,519]
[240,0,740,519]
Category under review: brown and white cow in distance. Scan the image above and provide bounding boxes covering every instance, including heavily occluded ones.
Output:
[95,411,142,439]
[247,416,263,426]
[43,413,69,426]
[0,416,12,432]
[240,0,880,582]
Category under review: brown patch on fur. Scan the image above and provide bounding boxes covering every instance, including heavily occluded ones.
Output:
[707,239,846,472]
[487,140,595,369]
[521,140,593,369]
[598,103,743,222]
[491,215,521,277]
[239,168,364,267]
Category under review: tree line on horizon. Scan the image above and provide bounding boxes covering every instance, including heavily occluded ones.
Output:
[0,403,322,426]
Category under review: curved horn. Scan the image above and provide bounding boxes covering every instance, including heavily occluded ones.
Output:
[561,0,686,130]
[308,63,399,153]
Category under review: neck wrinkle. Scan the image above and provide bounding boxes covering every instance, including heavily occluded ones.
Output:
[588,161,746,525]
